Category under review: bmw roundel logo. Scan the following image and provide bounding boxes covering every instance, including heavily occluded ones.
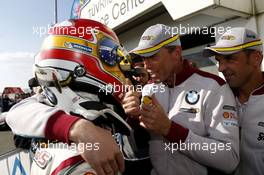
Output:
[185,90,200,105]
[43,86,58,106]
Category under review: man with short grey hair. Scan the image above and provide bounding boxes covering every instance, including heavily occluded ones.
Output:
[122,24,240,175]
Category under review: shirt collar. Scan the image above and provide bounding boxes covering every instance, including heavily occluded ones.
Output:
[232,72,264,96]
[175,59,196,86]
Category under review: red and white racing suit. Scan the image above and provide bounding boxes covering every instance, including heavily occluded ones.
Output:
[6,92,149,175]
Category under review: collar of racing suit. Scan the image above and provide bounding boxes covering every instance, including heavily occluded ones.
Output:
[232,72,264,96]
[175,59,197,86]
[251,73,264,95]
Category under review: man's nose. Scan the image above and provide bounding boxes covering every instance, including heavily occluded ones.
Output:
[218,61,226,72]
[143,58,152,69]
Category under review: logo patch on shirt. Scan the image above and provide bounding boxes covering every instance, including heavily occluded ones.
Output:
[223,120,238,127]
[179,107,199,113]
[257,132,264,141]
[223,105,236,111]
[258,122,264,128]
[33,149,52,169]
[222,112,237,120]
[185,90,199,105]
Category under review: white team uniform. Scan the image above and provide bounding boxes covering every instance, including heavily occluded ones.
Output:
[235,83,264,175]
[145,61,239,175]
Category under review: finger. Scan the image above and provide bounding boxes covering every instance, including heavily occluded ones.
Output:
[115,152,125,172]
[103,162,114,175]
[128,91,141,98]
[139,116,153,129]
[141,104,154,112]
[141,105,156,117]
[122,100,140,110]
[139,119,152,130]
[132,75,140,82]
[125,78,133,86]
[81,153,105,175]
[124,107,141,117]
[125,78,134,92]
[109,158,118,173]
[140,121,147,128]
[92,164,105,175]
[139,115,153,124]
[123,90,134,98]
[122,93,141,106]
[122,96,140,105]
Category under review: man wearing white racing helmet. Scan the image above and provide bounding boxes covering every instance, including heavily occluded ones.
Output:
[6,19,151,175]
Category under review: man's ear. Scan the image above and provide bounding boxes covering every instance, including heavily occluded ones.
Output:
[251,50,263,67]
[172,46,182,59]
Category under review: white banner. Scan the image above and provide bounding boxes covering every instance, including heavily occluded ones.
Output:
[80,0,215,29]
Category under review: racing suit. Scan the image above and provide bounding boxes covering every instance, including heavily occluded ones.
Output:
[6,91,150,175]
[235,82,264,175]
[146,60,239,175]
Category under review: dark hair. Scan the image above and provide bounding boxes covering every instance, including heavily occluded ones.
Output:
[243,49,256,57]
[165,46,176,53]
[131,54,143,63]
[28,77,39,90]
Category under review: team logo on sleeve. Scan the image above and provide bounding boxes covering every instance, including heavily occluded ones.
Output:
[185,90,200,105]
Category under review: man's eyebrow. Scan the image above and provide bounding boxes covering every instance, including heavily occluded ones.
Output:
[143,55,153,59]
[224,54,235,60]
[216,53,235,60]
